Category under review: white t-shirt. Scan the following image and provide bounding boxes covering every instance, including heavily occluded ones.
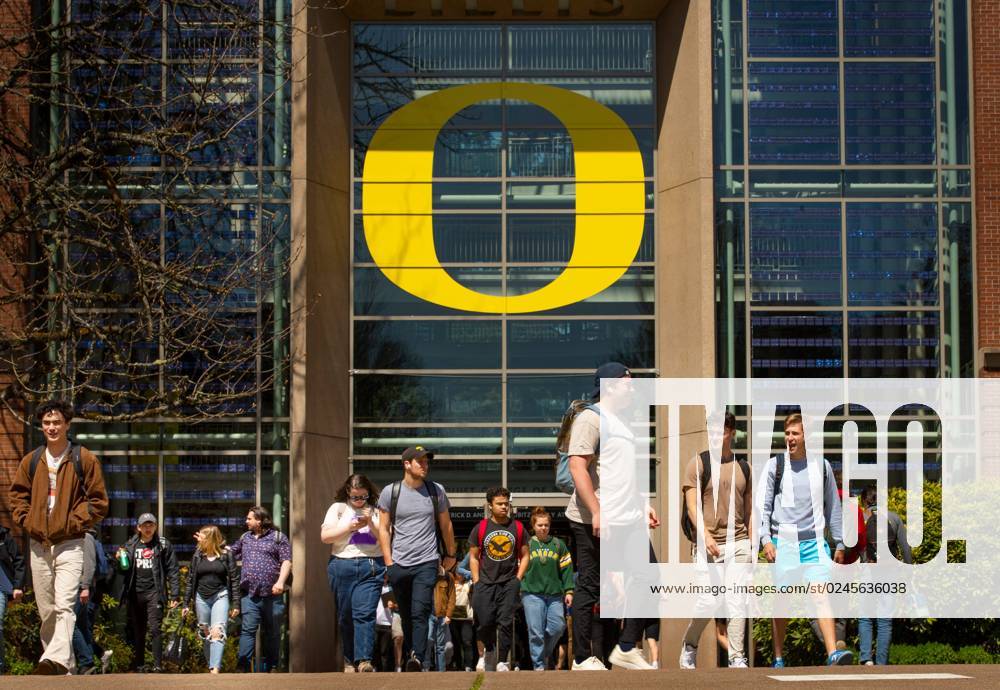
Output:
[322,501,382,558]
[46,446,69,513]
[565,408,601,524]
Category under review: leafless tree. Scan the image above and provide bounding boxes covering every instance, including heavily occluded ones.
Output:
[0,0,306,422]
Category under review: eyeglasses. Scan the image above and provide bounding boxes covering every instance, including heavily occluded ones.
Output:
[349,494,369,502]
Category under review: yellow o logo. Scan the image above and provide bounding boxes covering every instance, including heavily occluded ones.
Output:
[362,82,645,314]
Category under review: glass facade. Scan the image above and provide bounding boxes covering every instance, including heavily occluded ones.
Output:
[57,1,292,556]
[713,0,974,474]
[351,24,655,497]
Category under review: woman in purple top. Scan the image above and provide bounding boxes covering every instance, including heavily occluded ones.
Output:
[321,474,385,673]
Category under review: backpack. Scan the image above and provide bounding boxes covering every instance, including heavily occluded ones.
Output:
[475,518,525,561]
[94,539,112,584]
[766,453,829,539]
[681,451,750,543]
[28,444,85,487]
[389,480,445,556]
[554,401,599,494]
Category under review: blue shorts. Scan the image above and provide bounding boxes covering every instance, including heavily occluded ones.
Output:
[772,537,832,587]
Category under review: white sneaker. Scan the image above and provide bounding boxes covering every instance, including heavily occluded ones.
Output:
[496,661,510,672]
[100,650,113,674]
[475,656,486,672]
[729,657,748,668]
[571,656,608,671]
[609,645,655,671]
[651,660,659,669]
[679,643,697,670]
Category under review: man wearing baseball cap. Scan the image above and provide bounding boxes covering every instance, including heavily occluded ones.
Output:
[377,446,457,671]
[116,513,179,672]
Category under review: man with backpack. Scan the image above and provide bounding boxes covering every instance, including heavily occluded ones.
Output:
[9,399,108,675]
[758,413,852,667]
[377,446,457,671]
[118,513,180,672]
[560,362,658,671]
[679,411,753,669]
[468,486,528,672]
[858,485,912,665]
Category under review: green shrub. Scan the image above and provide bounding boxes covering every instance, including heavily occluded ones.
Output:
[890,642,958,666]
[956,645,993,665]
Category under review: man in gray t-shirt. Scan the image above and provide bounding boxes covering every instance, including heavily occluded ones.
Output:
[377,446,456,671]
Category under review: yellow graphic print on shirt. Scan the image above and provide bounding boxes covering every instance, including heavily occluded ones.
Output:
[485,529,515,562]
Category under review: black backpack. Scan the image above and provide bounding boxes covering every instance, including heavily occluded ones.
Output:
[28,444,85,486]
[389,480,444,556]
[681,451,750,542]
[765,454,828,539]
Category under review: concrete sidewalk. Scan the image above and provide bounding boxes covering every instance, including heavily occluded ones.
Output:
[0,665,989,689]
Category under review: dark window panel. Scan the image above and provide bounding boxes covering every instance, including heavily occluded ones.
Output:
[848,312,939,378]
[750,312,844,378]
[353,375,502,423]
[747,0,839,57]
[506,319,654,370]
[354,320,501,370]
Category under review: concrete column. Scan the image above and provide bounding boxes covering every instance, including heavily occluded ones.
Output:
[289,1,352,672]
[655,0,719,668]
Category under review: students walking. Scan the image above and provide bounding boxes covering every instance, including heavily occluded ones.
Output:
[520,507,573,671]
[322,473,385,673]
[231,505,292,673]
[9,400,108,675]
[377,446,457,672]
[182,525,240,673]
[117,513,180,672]
[427,566,456,671]
[468,487,528,672]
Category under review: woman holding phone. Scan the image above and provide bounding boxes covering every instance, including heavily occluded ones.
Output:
[321,473,385,672]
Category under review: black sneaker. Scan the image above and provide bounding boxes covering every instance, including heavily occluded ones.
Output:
[404,654,423,672]
[78,665,96,675]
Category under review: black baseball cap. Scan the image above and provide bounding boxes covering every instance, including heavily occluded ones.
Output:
[402,446,435,462]
[590,361,631,399]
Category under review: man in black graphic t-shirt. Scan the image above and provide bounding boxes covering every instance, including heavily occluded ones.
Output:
[469,487,528,672]
[117,514,179,672]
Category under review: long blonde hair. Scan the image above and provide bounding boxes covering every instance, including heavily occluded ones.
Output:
[198,525,226,558]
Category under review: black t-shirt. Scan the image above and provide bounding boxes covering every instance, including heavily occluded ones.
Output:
[196,556,228,599]
[133,540,157,593]
[468,518,522,585]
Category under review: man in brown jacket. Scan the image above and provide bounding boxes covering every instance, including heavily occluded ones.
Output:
[9,400,108,675]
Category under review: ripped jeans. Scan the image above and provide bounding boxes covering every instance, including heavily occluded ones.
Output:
[195,590,230,670]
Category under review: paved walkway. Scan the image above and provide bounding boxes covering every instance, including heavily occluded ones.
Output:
[1,665,990,689]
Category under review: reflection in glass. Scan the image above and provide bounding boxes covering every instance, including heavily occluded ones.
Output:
[353,80,501,129]
[750,312,844,378]
[845,63,936,165]
[353,24,502,74]
[942,203,973,376]
[748,63,840,164]
[507,374,592,423]
[507,427,559,456]
[750,203,841,306]
[353,374,501,423]
[354,267,502,316]
[713,0,744,167]
[507,214,653,264]
[506,80,655,126]
[716,203,746,378]
[355,182,502,210]
[747,0,838,57]
[507,319,654,370]
[353,427,502,457]
[848,312,939,378]
[507,25,653,74]
[846,203,938,306]
[507,267,654,316]
[749,170,841,198]
[939,0,971,165]
[354,320,501,370]
[354,215,502,264]
[844,170,936,198]
[844,0,933,57]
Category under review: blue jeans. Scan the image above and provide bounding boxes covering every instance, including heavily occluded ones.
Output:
[387,560,438,667]
[238,594,285,671]
[859,617,892,665]
[521,593,565,670]
[196,590,230,670]
[72,596,96,668]
[327,556,385,665]
[426,615,448,671]
[0,591,7,674]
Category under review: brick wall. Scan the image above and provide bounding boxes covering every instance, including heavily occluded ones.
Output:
[975,0,1000,377]
[0,0,31,529]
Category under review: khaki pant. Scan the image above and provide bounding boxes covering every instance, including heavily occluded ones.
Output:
[682,538,753,663]
[30,538,84,670]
